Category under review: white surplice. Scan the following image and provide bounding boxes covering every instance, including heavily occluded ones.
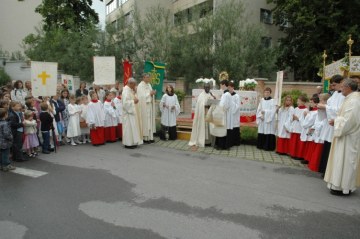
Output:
[320,91,345,143]
[232,93,240,128]
[289,107,308,134]
[122,85,143,146]
[189,91,213,147]
[256,98,276,135]
[113,96,123,124]
[86,100,105,127]
[219,91,234,130]
[324,92,360,194]
[277,106,294,138]
[160,94,180,127]
[299,110,317,142]
[104,100,118,127]
[137,81,156,141]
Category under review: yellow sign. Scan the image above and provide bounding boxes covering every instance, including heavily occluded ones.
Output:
[38,71,51,85]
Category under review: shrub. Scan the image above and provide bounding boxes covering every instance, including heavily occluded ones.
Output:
[281,89,308,107]
[175,90,186,104]
[240,126,258,145]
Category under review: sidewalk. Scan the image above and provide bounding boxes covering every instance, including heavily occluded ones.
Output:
[155,138,306,168]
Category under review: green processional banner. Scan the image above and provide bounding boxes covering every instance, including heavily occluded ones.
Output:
[144,61,165,100]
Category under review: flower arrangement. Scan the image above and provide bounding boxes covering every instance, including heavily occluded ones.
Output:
[196,77,216,88]
[239,78,258,91]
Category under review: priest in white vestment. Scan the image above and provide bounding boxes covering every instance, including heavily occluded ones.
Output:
[189,83,216,149]
[137,73,156,144]
[324,79,360,196]
[159,85,180,140]
[122,78,143,149]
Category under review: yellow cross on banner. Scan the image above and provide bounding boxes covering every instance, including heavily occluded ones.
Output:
[38,71,50,85]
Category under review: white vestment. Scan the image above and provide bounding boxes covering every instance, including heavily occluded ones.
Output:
[299,110,317,142]
[189,91,213,147]
[277,106,294,138]
[122,85,143,146]
[289,107,307,134]
[320,91,345,142]
[160,94,180,127]
[67,104,81,137]
[232,93,241,128]
[256,98,276,134]
[220,91,234,130]
[86,101,105,127]
[137,81,156,140]
[104,101,118,127]
[324,92,360,194]
[312,109,327,143]
[113,97,123,124]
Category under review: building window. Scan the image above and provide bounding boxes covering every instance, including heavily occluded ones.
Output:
[260,9,272,24]
[174,0,213,25]
[261,37,272,48]
[106,0,118,15]
[124,12,133,26]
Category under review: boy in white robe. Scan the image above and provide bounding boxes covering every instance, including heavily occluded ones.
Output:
[86,91,105,146]
[111,90,123,140]
[103,91,118,142]
[256,87,276,151]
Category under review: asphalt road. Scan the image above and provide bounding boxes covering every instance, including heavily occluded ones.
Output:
[1,142,359,239]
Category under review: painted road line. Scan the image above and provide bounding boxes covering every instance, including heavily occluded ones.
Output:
[11,167,48,178]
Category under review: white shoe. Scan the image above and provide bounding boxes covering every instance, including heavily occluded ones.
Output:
[71,142,77,146]
[75,141,82,144]
[87,139,91,143]
[83,140,87,144]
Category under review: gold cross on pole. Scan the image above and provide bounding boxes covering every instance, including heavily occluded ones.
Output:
[38,71,50,85]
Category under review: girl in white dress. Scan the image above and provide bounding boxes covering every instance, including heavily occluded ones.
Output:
[67,95,82,146]
[159,85,180,140]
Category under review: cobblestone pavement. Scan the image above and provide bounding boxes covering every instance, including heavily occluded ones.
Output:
[155,138,306,168]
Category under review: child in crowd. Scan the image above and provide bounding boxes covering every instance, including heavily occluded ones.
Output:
[67,95,82,146]
[288,95,308,160]
[308,94,330,172]
[25,98,41,146]
[23,110,40,157]
[51,93,66,144]
[8,101,26,162]
[299,97,319,164]
[256,87,277,151]
[0,99,10,110]
[39,103,54,154]
[44,96,58,149]
[276,95,294,155]
[80,95,91,144]
[60,89,70,143]
[0,108,16,171]
[103,91,117,142]
[86,91,105,146]
[112,90,123,140]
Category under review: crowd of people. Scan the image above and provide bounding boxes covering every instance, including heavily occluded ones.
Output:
[189,75,360,196]
[0,73,180,172]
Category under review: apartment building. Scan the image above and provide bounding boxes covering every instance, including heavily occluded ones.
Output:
[105,0,284,47]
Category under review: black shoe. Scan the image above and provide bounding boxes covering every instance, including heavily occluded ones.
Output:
[48,148,55,152]
[330,189,350,196]
[143,140,150,144]
[149,140,155,143]
[300,160,309,164]
[125,145,137,149]
[42,150,51,154]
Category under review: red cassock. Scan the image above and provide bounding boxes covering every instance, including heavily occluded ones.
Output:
[90,127,105,145]
[288,133,306,158]
[276,137,290,154]
[116,124,123,139]
[104,126,117,142]
[308,143,324,172]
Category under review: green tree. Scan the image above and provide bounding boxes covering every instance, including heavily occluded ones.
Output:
[23,0,99,81]
[0,68,11,86]
[268,0,360,81]
[36,0,99,31]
